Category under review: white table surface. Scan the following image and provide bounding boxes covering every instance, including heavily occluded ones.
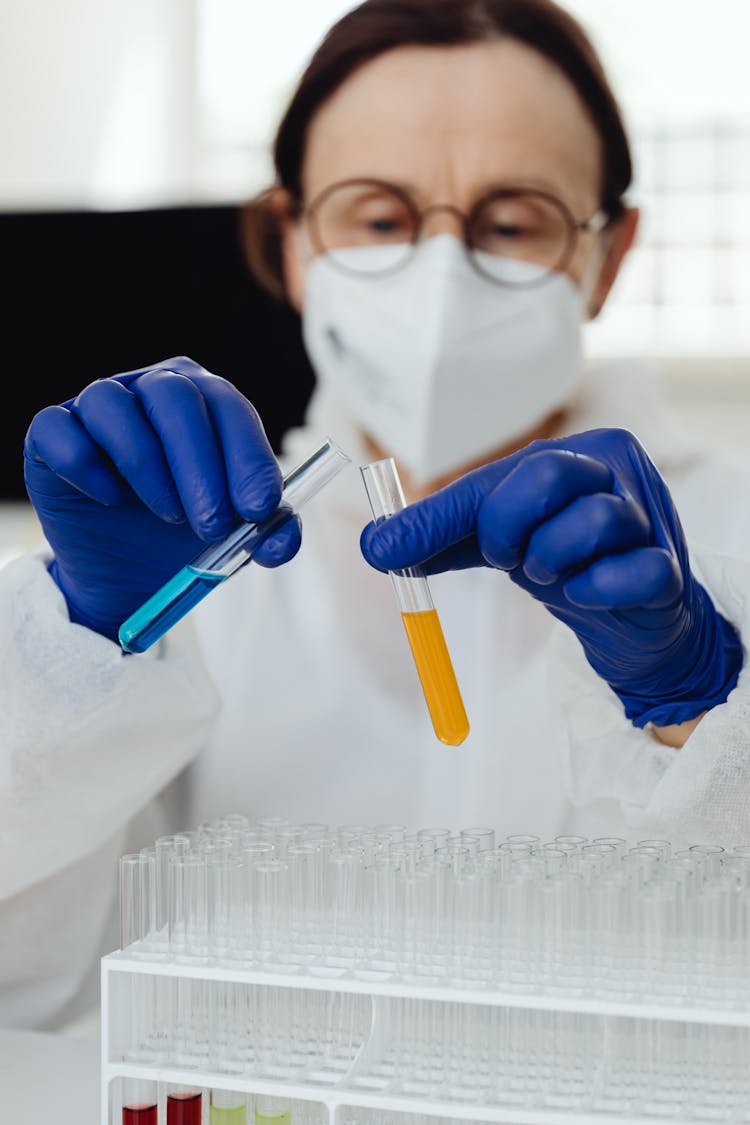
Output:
[1,1027,99,1125]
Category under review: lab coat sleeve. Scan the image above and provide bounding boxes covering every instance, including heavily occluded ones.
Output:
[549,546,750,848]
[0,548,222,901]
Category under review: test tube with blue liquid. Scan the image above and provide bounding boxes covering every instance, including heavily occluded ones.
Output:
[119,437,350,653]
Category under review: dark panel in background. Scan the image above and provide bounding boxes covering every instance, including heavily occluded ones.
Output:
[2,205,316,499]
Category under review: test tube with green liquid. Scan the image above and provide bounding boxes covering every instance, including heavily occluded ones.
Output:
[255,1094,291,1124]
[210,1088,247,1125]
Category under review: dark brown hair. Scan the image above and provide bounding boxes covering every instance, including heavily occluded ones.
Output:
[243,0,632,298]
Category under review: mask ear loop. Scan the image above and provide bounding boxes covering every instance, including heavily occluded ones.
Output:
[579,221,615,319]
[292,220,316,270]
[285,218,320,309]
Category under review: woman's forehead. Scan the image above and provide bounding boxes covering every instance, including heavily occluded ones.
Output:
[302,39,603,211]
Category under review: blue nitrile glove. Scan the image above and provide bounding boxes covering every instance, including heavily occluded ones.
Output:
[24,356,301,644]
[361,428,742,728]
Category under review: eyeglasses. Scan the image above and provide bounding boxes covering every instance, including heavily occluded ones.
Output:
[300,178,609,287]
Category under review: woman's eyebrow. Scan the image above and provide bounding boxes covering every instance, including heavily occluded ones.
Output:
[325,174,574,204]
[473,176,568,198]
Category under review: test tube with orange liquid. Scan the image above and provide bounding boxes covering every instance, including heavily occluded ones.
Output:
[361,458,470,746]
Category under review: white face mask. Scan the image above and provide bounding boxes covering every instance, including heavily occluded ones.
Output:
[302,233,587,486]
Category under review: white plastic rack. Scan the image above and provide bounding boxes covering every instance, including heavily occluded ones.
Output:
[102,817,750,1124]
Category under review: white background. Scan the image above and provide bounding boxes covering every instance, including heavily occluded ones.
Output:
[2,0,750,431]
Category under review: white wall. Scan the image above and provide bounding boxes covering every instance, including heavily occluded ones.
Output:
[0,0,196,210]
[2,0,749,431]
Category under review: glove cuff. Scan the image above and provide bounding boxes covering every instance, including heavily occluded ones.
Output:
[48,558,121,645]
[616,587,743,729]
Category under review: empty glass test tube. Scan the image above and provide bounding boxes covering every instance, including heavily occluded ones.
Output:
[361,457,469,746]
[119,437,351,654]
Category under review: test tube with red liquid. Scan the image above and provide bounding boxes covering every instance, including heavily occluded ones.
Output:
[167,1085,203,1125]
[121,1079,157,1125]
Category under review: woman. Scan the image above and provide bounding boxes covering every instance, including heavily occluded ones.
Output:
[3,0,749,1030]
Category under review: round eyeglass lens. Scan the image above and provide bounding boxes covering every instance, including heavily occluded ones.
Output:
[468,190,575,284]
[308,181,417,274]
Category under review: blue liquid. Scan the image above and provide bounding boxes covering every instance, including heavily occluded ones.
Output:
[114,437,350,656]
[119,566,225,654]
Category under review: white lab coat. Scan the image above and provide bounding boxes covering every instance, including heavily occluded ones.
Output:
[1,358,750,1030]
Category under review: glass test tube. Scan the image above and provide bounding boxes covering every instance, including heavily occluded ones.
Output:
[169,853,209,962]
[121,1079,158,1125]
[167,1086,203,1125]
[119,436,351,653]
[119,852,155,952]
[122,1107,157,1125]
[210,1088,248,1125]
[255,1094,291,1124]
[119,853,158,1061]
[360,458,469,746]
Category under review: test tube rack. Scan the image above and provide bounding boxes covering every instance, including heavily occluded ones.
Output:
[102,950,750,1125]
[102,821,750,1125]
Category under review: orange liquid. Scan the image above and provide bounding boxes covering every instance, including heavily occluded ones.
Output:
[401,608,470,746]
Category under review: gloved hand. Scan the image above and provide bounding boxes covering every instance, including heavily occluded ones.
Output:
[24,357,301,644]
[361,428,742,728]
